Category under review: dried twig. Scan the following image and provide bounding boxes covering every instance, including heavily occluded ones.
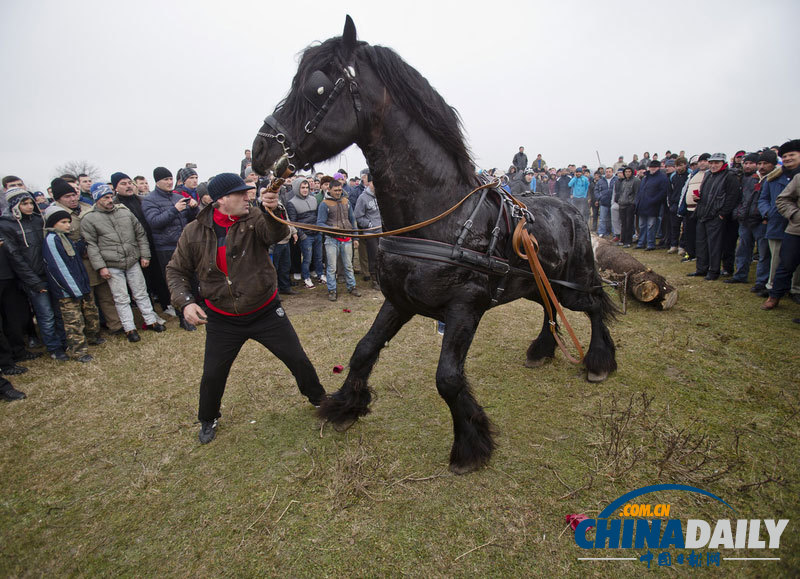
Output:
[453,538,497,562]
[275,500,299,524]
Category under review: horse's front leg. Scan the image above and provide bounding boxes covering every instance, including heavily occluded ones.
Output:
[437,305,494,474]
[318,300,412,426]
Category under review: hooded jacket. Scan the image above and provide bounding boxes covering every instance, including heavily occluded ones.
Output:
[614,175,640,207]
[353,187,383,232]
[54,198,102,286]
[166,204,288,314]
[42,229,91,299]
[287,180,319,233]
[80,203,151,271]
[0,193,47,291]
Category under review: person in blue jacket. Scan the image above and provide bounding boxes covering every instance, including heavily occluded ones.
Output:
[568,168,590,222]
[635,161,670,250]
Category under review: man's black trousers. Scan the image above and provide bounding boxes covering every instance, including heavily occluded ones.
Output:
[198,299,325,422]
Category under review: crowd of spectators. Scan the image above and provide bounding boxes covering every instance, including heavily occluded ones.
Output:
[1,139,797,402]
[0,154,381,401]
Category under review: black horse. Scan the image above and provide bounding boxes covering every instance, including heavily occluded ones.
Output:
[253,17,616,474]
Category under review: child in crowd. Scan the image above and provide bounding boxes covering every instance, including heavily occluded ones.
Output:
[41,205,103,362]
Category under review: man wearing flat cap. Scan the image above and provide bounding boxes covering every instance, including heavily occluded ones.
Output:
[166,173,326,445]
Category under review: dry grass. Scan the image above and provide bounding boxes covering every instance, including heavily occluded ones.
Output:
[1,250,799,577]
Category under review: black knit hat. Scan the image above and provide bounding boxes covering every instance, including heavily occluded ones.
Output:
[207,172,254,202]
[153,167,172,182]
[778,139,800,157]
[50,178,75,200]
[759,150,778,165]
[743,153,760,164]
[649,160,661,168]
[182,168,197,180]
[44,205,71,228]
[110,172,130,190]
[698,153,711,162]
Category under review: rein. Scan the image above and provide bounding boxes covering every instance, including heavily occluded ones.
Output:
[266,180,586,364]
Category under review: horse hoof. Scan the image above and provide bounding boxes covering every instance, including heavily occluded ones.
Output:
[333,418,357,432]
[587,370,609,383]
[448,457,489,475]
[524,357,552,368]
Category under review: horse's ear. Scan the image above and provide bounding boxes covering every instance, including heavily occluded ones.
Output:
[342,15,357,58]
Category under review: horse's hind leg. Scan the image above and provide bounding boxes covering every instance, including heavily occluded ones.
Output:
[525,308,557,368]
[318,300,412,426]
[437,305,494,474]
[583,296,617,383]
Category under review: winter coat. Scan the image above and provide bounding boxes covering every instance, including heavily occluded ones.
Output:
[53,200,101,286]
[668,170,689,211]
[758,167,793,240]
[287,192,319,241]
[512,152,528,172]
[776,173,800,236]
[695,167,741,222]
[614,176,640,207]
[142,187,197,251]
[594,177,614,207]
[42,231,91,299]
[166,204,289,314]
[510,178,533,195]
[317,193,355,233]
[555,176,572,200]
[635,170,670,217]
[734,174,763,226]
[80,203,151,271]
[0,210,47,292]
[354,188,383,232]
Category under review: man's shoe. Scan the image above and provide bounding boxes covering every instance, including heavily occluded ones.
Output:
[15,350,42,362]
[720,270,732,277]
[0,386,26,402]
[1,364,28,376]
[328,290,338,302]
[623,244,631,248]
[750,284,766,293]
[163,305,178,317]
[790,293,800,305]
[348,287,362,297]
[303,278,315,289]
[77,354,93,363]
[279,288,299,295]
[645,247,656,251]
[50,350,69,362]
[611,236,620,243]
[148,323,167,333]
[667,246,679,254]
[681,256,695,262]
[199,418,218,444]
[87,336,106,345]
[362,275,371,282]
[179,319,197,332]
[723,278,746,284]
[27,336,42,349]
[686,272,705,277]
[704,273,719,281]
[677,248,687,257]
[761,297,780,310]
[126,330,141,343]
[319,274,327,284]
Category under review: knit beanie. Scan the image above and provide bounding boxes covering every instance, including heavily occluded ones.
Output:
[44,205,71,228]
[743,153,760,164]
[182,168,197,181]
[759,150,778,165]
[90,183,114,202]
[153,167,172,182]
[110,172,130,190]
[51,178,75,200]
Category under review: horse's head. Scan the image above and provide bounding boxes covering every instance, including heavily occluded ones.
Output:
[252,16,367,177]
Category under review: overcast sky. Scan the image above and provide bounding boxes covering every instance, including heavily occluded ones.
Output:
[2,0,799,191]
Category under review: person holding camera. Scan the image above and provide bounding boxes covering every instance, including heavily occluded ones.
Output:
[166,173,326,444]
[142,167,198,331]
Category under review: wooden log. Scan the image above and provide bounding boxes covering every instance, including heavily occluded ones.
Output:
[592,238,678,310]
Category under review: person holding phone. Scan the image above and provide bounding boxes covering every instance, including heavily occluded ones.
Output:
[142,167,198,331]
[166,173,326,444]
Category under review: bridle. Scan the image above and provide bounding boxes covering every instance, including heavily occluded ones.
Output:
[257,64,363,176]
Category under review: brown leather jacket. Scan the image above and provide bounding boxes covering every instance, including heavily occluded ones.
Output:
[166,204,289,314]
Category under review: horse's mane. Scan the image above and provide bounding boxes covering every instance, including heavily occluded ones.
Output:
[363,45,477,185]
[278,36,477,185]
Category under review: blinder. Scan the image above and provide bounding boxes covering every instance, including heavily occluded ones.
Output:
[303,70,336,110]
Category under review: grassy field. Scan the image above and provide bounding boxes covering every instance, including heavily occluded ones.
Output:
[1,247,798,577]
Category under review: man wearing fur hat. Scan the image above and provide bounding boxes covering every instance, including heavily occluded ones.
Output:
[51,178,122,334]
[166,173,326,444]
[81,183,166,342]
[0,189,69,360]
[760,139,800,309]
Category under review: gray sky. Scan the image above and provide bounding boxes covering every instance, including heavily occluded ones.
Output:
[2,0,799,192]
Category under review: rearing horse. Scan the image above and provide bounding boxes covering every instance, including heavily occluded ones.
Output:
[253,16,617,474]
